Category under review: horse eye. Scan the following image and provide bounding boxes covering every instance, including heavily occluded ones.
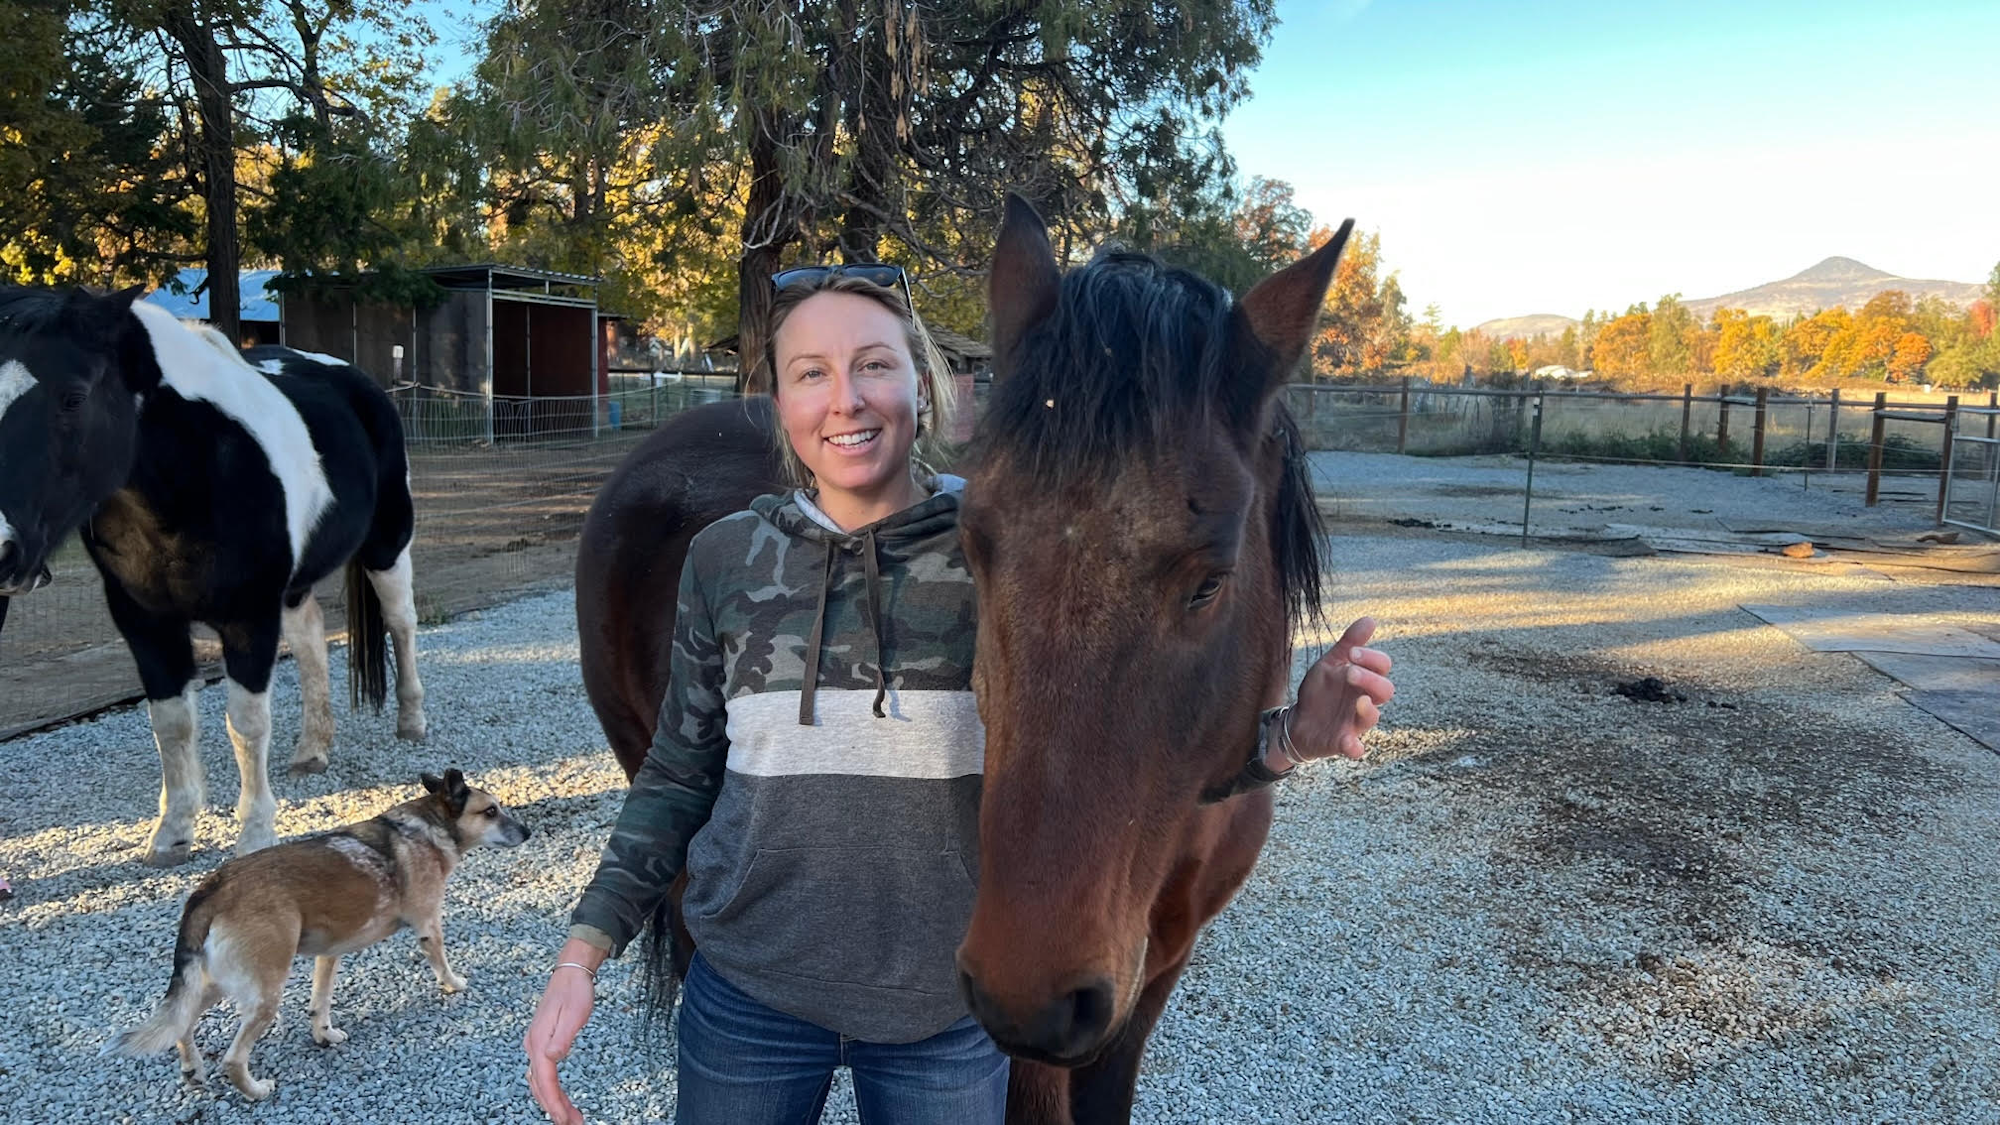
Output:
[60,390,88,412]
[1190,573,1228,609]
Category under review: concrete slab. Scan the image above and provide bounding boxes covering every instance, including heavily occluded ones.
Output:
[1740,604,2000,658]
[1903,690,2000,752]
[1853,653,2000,693]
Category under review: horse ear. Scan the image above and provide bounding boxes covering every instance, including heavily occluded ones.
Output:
[988,192,1061,380]
[1232,219,1354,405]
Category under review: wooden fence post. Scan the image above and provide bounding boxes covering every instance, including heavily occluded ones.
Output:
[1397,376,1411,454]
[1750,387,1769,477]
[1827,388,1841,471]
[1717,396,1731,457]
[1937,394,1959,523]
[1679,383,1692,463]
[1865,391,1887,506]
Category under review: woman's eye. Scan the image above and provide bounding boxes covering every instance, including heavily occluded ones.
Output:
[797,367,826,382]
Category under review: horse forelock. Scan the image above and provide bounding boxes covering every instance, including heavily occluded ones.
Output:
[976,251,1328,629]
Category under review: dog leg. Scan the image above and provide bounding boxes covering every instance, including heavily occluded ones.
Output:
[310,955,348,1046]
[176,1035,205,1085]
[367,548,427,742]
[145,682,205,867]
[417,916,467,993]
[222,997,279,1101]
[224,678,278,856]
[282,595,335,775]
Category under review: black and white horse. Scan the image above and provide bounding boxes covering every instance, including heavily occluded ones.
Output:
[0,286,427,865]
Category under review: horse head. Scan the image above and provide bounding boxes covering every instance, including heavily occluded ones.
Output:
[955,196,1351,1065]
[0,285,158,598]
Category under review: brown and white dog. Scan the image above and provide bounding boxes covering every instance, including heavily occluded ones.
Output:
[105,769,531,1100]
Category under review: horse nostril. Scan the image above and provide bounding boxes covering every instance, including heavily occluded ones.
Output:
[1049,978,1117,1057]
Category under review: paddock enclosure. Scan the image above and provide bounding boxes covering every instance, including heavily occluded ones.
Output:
[2,442,1996,1123]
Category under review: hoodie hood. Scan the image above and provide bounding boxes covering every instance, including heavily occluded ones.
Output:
[748,473,967,724]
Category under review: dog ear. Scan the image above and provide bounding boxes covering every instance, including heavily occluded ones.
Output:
[420,772,444,795]
[445,768,469,800]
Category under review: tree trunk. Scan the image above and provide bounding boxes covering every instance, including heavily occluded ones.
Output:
[736,107,790,396]
[163,8,241,342]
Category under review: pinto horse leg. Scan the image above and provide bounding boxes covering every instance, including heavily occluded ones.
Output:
[282,594,335,774]
[103,582,207,866]
[219,618,282,856]
[144,682,206,867]
[365,547,426,742]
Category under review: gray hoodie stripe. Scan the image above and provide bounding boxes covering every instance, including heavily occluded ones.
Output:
[726,689,984,778]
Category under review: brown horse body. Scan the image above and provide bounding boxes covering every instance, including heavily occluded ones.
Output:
[576,397,785,778]
[574,198,1349,1124]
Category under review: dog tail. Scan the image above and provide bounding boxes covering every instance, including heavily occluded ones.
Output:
[345,555,389,714]
[104,884,216,1058]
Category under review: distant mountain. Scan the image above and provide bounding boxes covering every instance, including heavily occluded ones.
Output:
[1681,257,1985,320]
[1475,313,1579,339]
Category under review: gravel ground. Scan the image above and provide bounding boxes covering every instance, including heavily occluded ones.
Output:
[3,457,1999,1123]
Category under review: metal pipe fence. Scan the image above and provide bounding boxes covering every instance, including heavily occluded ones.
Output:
[3,376,1989,740]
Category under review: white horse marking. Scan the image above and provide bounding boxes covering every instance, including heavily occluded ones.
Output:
[144,682,206,866]
[283,595,335,771]
[288,350,349,367]
[0,359,35,420]
[128,303,334,574]
[367,545,428,741]
[223,677,278,857]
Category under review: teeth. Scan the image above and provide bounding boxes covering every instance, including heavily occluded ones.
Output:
[828,430,879,447]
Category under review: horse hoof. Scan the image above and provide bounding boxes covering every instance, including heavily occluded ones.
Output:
[144,843,193,868]
[396,718,428,743]
[288,755,328,776]
[312,1026,347,1047]
[235,831,276,858]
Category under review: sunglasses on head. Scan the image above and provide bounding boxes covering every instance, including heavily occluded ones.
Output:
[772,264,914,315]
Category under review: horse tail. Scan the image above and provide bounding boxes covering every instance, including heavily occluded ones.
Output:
[345,555,389,714]
[104,885,216,1058]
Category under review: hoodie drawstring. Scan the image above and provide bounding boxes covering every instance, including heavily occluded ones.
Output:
[862,529,888,718]
[796,532,891,724]
[798,542,835,726]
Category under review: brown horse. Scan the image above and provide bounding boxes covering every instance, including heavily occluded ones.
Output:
[576,396,784,779]
[574,197,1350,1124]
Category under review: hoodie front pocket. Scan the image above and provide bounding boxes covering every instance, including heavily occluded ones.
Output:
[689,845,978,993]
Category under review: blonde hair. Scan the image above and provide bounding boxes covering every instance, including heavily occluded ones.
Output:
[761,272,959,489]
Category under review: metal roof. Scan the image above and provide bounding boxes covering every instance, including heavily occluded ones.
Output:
[420,264,603,290]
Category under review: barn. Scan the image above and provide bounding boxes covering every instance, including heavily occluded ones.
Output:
[275,264,609,441]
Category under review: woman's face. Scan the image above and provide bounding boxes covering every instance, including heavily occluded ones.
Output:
[773,290,925,515]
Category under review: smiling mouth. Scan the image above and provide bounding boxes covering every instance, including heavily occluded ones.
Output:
[826,429,881,450]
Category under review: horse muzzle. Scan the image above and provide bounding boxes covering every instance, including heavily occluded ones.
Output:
[0,535,51,596]
[958,966,1120,1066]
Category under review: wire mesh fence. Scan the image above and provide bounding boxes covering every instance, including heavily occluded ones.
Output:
[1,376,1986,739]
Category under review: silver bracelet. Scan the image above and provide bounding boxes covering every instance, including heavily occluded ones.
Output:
[554,961,597,982]
[1272,706,1310,769]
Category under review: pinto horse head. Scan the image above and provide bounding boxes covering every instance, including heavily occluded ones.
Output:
[955,195,1351,1066]
[0,286,156,600]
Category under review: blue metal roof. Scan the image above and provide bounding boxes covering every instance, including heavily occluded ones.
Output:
[141,268,282,323]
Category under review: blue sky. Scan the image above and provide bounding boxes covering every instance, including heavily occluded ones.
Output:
[1220,0,2000,326]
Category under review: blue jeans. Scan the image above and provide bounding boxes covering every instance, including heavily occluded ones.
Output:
[675,953,1009,1125]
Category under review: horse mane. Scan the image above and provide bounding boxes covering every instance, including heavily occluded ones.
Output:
[0,286,74,338]
[976,250,1329,628]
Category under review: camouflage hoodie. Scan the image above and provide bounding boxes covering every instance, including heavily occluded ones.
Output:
[571,475,981,1043]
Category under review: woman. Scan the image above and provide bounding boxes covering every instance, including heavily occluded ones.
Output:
[525,266,1395,1124]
